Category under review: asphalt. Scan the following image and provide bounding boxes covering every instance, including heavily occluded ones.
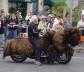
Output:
[0,53,84,72]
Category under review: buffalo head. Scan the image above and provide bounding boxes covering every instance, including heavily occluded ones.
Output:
[64,28,80,46]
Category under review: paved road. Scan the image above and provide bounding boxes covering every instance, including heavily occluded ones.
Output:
[0,53,84,72]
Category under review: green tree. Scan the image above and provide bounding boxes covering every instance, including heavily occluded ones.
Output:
[72,6,84,26]
[51,2,69,18]
[9,7,17,14]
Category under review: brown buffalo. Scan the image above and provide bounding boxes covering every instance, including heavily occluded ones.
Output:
[47,26,80,53]
[64,28,80,46]
[3,38,33,58]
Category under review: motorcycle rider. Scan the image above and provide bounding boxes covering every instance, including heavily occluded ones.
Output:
[28,15,42,66]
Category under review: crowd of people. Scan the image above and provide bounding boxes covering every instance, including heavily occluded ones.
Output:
[0,10,23,48]
[0,9,73,48]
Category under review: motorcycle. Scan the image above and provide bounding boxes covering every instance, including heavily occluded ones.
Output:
[3,28,80,64]
[10,48,73,64]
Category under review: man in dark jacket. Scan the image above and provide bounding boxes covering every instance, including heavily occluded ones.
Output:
[28,15,42,66]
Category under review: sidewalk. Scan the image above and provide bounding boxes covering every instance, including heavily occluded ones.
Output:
[0,48,3,51]
[74,42,84,53]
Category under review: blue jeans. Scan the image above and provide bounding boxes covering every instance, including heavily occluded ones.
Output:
[0,34,5,48]
[4,27,8,40]
[7,29,17,39]
[29,37,41,61]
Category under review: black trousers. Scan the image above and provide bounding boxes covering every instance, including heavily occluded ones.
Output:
[29,37,41,61]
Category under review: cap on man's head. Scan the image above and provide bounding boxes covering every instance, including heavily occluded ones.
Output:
[30,15,38,23]
[47,14,55,18]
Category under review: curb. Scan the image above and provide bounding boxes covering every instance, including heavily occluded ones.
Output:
[74,46,84,53]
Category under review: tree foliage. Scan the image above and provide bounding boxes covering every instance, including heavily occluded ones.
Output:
[9,7,17,14]
[51,2,69,17]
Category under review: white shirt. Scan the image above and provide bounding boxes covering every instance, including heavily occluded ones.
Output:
[52,18,59,28]
[25,16,30,20]
[77,20,84,30]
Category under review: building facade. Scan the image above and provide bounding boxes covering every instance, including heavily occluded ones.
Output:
[78,0,84,7]
[0,0,67,17]
[0,0,44,17]
[0,0,8,15]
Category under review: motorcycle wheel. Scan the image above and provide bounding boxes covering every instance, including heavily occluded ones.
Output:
[11,55,27,63]
[56,52,72,64]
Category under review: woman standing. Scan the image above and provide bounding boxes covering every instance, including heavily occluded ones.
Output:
[7,14,18,39]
